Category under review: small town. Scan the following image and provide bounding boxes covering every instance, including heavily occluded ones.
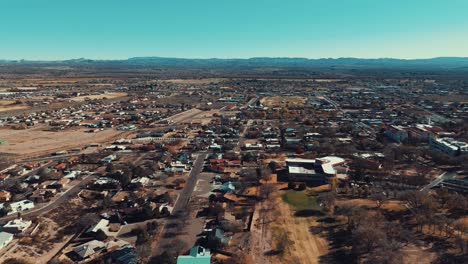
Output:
[1,1,468,264]
[0,73,466,264]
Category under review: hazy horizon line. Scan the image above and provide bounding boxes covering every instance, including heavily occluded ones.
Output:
[2,55,468,62]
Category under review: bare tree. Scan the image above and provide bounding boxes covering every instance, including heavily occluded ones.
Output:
[352,224,387,254]
[317,192,336,215]
[259,165,272,182]
[371,192,387,208]
[274,230,291,254]
[259,183,275,200]
[335,204,360,228]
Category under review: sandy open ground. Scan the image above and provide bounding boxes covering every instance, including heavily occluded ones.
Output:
[69,92,127,102]
[164,78,224,84]
[0,126,124,157]
[336,198,406,211]
[272,197,329,264]
[167,108,219,125]
[0,105,28,112]
[0,100,28,112]
[250,186,328,264]
[261,96,307,107]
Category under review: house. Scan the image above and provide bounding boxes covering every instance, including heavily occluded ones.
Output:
[0,200,35,215]
[0,190,11,202]
[86,219,110,236]
[109,245,137,264]
[407,124,441,141]
[208,228,231,246]
[29,189,56,203]
[2,218,32,234]
[243,143,263,150]
[219,182,236,193]
[0,174,10,182]
[24,174,40,183]
[55,163,67,170]
[0,231,13,249]
[209,143,222,151]
[209,159,242,173]
[64,171,80,179]
[283,138,303,149]
[384,125,408,143]
[177,246,211,264]
[9,167,27,176]
[101,154,117,164]
[71,240,106,260]
[130,177,150,187]
[159,203,174,215]
[429,137,468,156]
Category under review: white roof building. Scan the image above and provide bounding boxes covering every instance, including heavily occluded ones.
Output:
[86,219,110,234]
[0,232,13,249]
[72,240,106,260]
[2,218,32,234]
[0,200,35,215]
[286,156,348,182]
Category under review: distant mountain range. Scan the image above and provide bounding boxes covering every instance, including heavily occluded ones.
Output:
[126,56,468,69]
[1,56,468,68]
[2,57,468,76]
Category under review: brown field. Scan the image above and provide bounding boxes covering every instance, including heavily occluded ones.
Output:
[69,92,128,102]
[0,100,15,106]
[422,94,468,103]
[169,108,219,124]
[0,100,28,112]
[261,96,307,107]
[0,126,124,157]
[250,185,328,264]
[314,79,343,82]
[336,198,406,211]
[272,197,328,264]
[164,78,224,84]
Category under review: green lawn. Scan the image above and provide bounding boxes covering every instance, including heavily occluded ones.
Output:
[281,190,320,211]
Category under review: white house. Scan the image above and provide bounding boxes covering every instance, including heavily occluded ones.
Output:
[0,200,35,215]
[0,232,13,249]
[2,218,32,234]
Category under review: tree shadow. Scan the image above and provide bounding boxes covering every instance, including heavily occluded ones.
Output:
[309,225,325,235]
[317,217,338,224]
[264,249,283,256]
[318,227,357,264]
[166,222,179,229]
[294,209,325,217]
[162,232,177,238]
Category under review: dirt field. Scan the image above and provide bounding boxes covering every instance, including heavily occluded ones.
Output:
[261,96,307,107]
[272,196,329,264]
[164,78,224,84]
[250,186,329,264]
[336,198,406,211]
[0,105,28,112]
[69,92,127,102]
[0,100,28,112]
[0,100,16,106]
[168,108,219,124]
[422,94,468,103]
[0,217,69,264]
[0,126,124,157]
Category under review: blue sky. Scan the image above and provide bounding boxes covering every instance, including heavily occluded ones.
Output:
[1,0,468,60]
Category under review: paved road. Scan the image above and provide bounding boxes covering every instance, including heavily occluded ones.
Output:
[0,173,95,224]
[173,153,208,213]
[152,152,208,256]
